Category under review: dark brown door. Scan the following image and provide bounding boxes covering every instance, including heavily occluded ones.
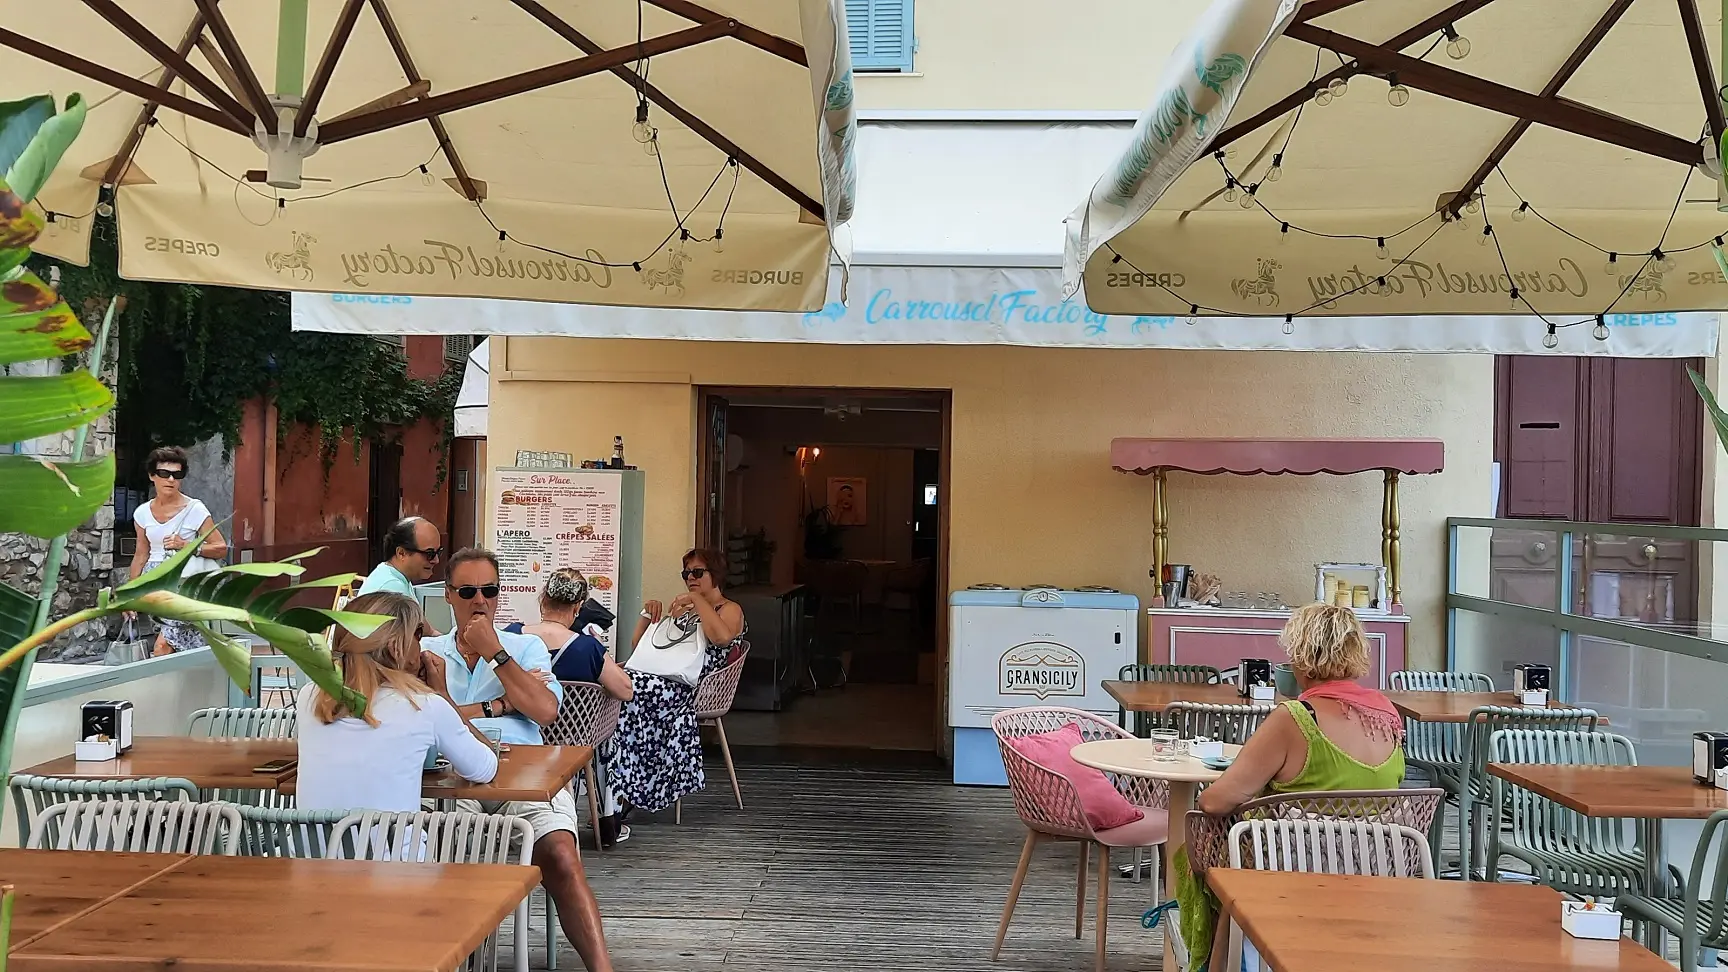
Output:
[695,392,729,552]
[367,441,403,567]
[1493,355,1702,625]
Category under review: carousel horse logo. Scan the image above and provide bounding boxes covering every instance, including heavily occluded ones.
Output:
[1627,265,1667,303]
[639,247,692,296]
[1000,642,1085,700]
[1231,257,1282,307]
[265,231,316,282]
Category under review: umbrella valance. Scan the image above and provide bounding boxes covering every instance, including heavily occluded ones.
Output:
[5,0,854,312]
[1065,0,1728,325]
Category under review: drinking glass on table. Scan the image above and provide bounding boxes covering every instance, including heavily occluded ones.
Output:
[1149,729,1180,761]
[481,727,504,755]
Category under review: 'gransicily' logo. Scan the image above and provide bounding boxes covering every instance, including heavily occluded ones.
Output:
[338,240,613,290]
[999,642,1085,700]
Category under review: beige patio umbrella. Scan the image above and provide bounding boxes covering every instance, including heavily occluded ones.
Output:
[3,0,854,312]
[1065,0,1728,329]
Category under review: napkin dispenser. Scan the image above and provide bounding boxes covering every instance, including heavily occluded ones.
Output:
[1694,732,1728,783]
[1512,664,1551,693]
[1561,901,1620,940]
[1238,659,1272,698]
[80,700,133,752]
[1190,737,1224,760]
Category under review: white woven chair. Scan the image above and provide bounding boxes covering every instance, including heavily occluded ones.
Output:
[330,809,534,972]
[677,643,752,823]
[28,799,242,855]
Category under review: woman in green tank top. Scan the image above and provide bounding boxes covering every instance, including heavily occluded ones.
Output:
[1174,605,1407,968]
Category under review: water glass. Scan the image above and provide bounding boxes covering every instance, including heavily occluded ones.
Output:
[1150,729,1180,762]
[481,727,504,755]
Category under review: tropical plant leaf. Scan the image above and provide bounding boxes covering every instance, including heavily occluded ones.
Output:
[196,622,255,693]
[276,606,389,637]
[279,548,328,564]
[1689,367,1728,456]
[0,266,91,367]
[4,94,84,204]
[244,573,357,617]
[0,372,113,442]
[112,529,207,596]
[0,96,52,187]
[0,453,113,536]
[238,619,363,715]
[179,571,272,609]
[115,589,251,625]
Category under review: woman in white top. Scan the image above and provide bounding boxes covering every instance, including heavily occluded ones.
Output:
[296,592,498,814]
[127,445,228,656]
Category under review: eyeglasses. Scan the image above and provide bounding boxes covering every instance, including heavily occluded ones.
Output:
[403,546,441,562]
[450,584,500,599]
[150,467,187,480]
[680,567,709,581]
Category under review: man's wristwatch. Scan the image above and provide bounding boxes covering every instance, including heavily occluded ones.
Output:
[488,649,512,670]
[480,700,495,718]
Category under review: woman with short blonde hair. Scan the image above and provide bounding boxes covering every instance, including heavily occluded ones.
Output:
[1280,602,1373,683]
[296,592,498,813]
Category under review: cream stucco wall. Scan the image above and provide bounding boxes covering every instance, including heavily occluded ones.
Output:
[854,0,1211,111]
[492,338,1494,685]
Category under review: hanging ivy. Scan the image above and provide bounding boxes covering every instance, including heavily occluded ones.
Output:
[33,218,459,482]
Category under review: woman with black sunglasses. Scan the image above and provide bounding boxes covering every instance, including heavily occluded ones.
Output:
[608,548,746,824]
[128,445,228,656]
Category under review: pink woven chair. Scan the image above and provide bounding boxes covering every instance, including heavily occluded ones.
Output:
[546,681,623,850]
[677,642,751,823]
[991,707,1170,972]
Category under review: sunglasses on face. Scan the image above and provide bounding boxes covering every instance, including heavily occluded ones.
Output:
[680,567,709,581]
[450,584,500,599]
[150,467,187,480]
[404,546,441,562]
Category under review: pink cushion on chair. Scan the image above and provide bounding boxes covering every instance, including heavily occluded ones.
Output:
[1005,723,1145,832]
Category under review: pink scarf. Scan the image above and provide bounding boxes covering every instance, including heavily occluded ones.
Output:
[1299,680,1405,743]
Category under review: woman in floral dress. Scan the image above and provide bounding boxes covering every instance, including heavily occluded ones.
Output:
[610,548,746,817]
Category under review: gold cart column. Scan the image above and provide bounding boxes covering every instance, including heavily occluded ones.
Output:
[1152,468,1168,597]
[1382,470,1401,610]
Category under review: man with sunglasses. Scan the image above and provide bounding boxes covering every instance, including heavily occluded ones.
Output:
[357,517,442,598]
[419,547,615,971]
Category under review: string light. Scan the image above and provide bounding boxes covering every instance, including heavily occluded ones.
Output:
[1465,196,1481,215]
[1279,221,1291,244]
[1511,201,1529,222]
[1266,153,1284,182]
[497,230,507,255]
[1604,251,1619,276]
[1479,224,1493,246]
[1238,183,1258,209]
[632,100,653,144]
[1327,75,1348,99]
[1376,237,1389,260]
[1314,85,1333,107]
[95,200,113,217]
[1443,25,1471,60]
[1654,247,1676,271]
[712,227,725,253]
[1224,178,1239,203]
[1543,322,1559,349]
[419,164,433,187]
[1282,313,1295,334]
[1509,286,1521,304]
[1593,315,1610,341]
[1387,72,1410,107]
[1186,304,1199,325]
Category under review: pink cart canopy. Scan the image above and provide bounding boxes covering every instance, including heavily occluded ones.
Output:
[1110,438,1445,477]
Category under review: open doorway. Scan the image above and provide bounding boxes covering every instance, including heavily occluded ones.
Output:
[696,387,949,754]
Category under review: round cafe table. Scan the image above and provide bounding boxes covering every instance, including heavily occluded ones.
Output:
[1071,738,1240,971]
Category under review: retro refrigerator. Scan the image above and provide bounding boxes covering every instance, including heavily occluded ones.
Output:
[949,587,1139,786]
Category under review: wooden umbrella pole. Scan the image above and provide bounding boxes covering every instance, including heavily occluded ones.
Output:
[1382,471,1402,610]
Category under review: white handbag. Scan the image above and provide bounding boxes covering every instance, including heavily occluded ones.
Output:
[164,505,223,577]
[624,614,708,687]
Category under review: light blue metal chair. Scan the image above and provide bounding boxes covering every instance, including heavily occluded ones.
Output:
[1485,728,1646,897]
[1618,809,1728,972]
[7,773,198,847]
[1162,701,1276,745]
[1116,664,1223,736]
[28,798,241,855]
[235,805,349,858]
[187,706,298,739]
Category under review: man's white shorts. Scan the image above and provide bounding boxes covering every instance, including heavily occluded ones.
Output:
[442,787,579,844]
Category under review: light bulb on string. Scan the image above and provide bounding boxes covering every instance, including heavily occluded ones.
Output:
[1465,196,1480,215]
[642,130,659,157]
[496,230,507,255]
[1265,153,1283,182]
[1186,304,1199,325]
[1509,286,1521,306]
[1479,224,1494,246]
[1543,323,1559,349]
[1279,222,1290,245]
[712,227,725,253]
[1443,25,1471,60]
[1237,184,1257,209]
[1511,201,1529,222]
[1223,179,1238,203]
[675,228,690,255]
[95,200,113,217]
[1604,251,1619,276]
[419,164,433,187]
[1593,315,1610,342]
[1654,248,1676,272]
[1376,237,1389,261]
[632,100,653,144]
[1387,72,1410,107]
[1314,88,1333,107]
[1283,314,1295,335]
[1327,75,1348,99]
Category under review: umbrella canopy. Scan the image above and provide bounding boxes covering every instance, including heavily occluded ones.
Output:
[1065,0,1728,323]
[454,337,489,438]
[5,0,854,312]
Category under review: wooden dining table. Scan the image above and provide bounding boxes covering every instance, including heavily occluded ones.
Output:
[278,743,593,803]
[1102,680,1282,714]
[1,848,540,971]
[16,736,300,790]
[1207,869,1671,972]
[1384,691,1598,724]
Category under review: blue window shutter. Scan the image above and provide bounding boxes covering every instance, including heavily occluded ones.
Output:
[846,0,913,72]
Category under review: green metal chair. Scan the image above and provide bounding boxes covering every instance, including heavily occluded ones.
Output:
[28,799,242,855]
[1618,808,1728,971]
[1162,701,1276,745]
[7,773,198,847]
[1387,670,1494,788]
[234,805,350,858]
[1484,728,1646,897]
[186,706,298,739]
[1429,705,1599,880]
[1116,664,1223,736]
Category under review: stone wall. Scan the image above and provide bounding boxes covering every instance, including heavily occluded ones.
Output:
[0,314,120,663]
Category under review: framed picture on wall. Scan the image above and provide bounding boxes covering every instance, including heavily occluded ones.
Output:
[827,476,867,525]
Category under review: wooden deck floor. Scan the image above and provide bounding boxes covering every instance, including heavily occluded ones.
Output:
[541,752,1167,971]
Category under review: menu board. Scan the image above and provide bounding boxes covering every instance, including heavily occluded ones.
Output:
[490,467,624,650]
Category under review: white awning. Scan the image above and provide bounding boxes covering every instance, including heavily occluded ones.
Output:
[453,339,489,438]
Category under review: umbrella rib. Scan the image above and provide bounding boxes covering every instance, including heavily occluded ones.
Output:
[367,0,480,201]
[295,0,368,138]
[1290,0,1372,25]
[1212,0,1501,154]
[1284,22,1703,167]
[639,0,807,66]
[1675,0,1726,148]
[1440,0,1634,218]
[319,19,739,144]
[506,0,823,220]
[192,0,276,123]
[79,0,253,129]
[0,25,247,136]
[102,12,208,188]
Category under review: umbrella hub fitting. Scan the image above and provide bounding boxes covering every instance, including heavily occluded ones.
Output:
[252,95,321,190]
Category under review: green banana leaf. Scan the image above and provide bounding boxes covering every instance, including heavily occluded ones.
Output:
[0,96,54,191]
[0,453,114,535]
[2,93,83,204]
[0,372,112,442]
[1689,367,1728,456]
